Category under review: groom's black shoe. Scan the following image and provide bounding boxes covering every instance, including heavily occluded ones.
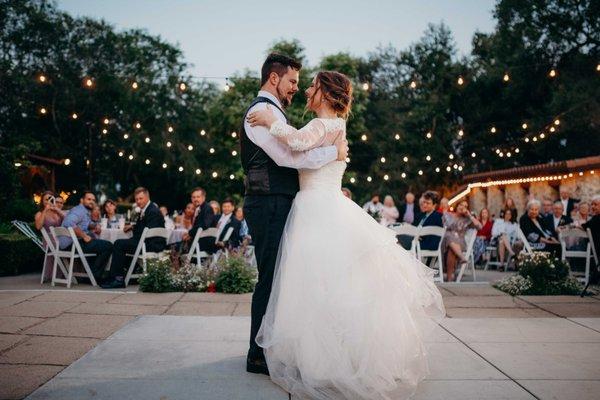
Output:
[246,357,270,376]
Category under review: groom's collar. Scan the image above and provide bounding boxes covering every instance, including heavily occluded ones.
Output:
[257,90,284,110]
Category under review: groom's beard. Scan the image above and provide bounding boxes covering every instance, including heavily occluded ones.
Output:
[276,83,292,108]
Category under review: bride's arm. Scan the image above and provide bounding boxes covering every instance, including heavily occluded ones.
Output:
[247,107,327,151]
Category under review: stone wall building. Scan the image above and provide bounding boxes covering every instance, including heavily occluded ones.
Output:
[450,156,600,219]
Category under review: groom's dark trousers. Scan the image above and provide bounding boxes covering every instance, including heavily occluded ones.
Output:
[244,194,294,360]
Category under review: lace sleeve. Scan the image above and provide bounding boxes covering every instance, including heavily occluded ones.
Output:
[270,119,328,151]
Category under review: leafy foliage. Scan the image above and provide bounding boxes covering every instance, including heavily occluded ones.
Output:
[138,258,174,293]
[215,253,257,294]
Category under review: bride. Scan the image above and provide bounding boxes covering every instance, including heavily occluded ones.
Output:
[246,71,445,400]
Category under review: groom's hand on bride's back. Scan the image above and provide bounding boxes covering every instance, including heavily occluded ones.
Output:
[334,135,349,161]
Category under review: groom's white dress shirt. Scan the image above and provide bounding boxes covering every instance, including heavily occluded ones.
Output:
[243,90,337,169]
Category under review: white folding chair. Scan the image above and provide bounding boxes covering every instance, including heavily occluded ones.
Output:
[587,228,599,266]
[39,227,72,284]
[11,220,44,250]
[211,227,235,265]
[457,229,477,282]
[415,226,446,282]
[50,227,98,288]
[124,227,171,286]
[517,227,535,255]
[485,234,517,271]
[559,228,592,285]
[185,227,218,266]
[389,223,419,256]
[245,245,257,268]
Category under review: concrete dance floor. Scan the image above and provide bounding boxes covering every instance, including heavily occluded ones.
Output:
[24,315,600,400]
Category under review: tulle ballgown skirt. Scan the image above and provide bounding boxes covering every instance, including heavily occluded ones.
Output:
[256,188,446,400]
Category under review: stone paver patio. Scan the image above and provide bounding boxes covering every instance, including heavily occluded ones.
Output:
[0,273,599,399]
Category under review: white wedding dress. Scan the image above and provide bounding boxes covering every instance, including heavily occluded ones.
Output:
[256,117,445,400]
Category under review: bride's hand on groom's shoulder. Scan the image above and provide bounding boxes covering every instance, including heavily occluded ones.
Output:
[247,105,277,128]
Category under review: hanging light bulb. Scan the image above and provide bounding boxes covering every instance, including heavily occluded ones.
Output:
[128,154,134,160]
[554,119,560,125]
[361,134,367,141]
[196,169,201,175]
[394,134,400,140]
[179,82,187,91]
[230,174,235,180]
[200,129,206,136]
[83,77,93,88]
[231,132,237,138]
[231,150,238,156]
[532,137,538,142]
[409,81,417,89]
[446,166,451,172]
[367,176,372,182]
[418,170,423,175]
[134,122,141,130]
[362,82,369,91]
[596,64,600,72]
[490,126,496,133]
[449,154,454,160]
[71,113,78,120]
[503,73,510,82]
[401,172,407,178]
[38,74,47,83]
[515,148,520,153]
[102,128,108,134]
[458,165,463,171]
[145,159,150,165]
[131,81,138,90]
[178,166,184,172]
[118,151,124,157]
[187,145,194,151]
[550,126,556,132]
[64,158,71,166]
[549,69,557,78]
[167,126,174,133]
[123,133,129,139]
[435,167,440,172]
[380,157,386,163]
[39,107,47,115]
[458,129,464,137]
[144,137,150,143]
[426,132,432,139]
[403,156,408,162]
[162,163,167,169]
[457,76,464,86]
[522,123,528,129]
[540,133,545,139]
[103,118,110,125]
[212,171,218,178]
[471,152,476,158]
[166,141,172,147]
[350,177,356,184]
[383,174,389,181]
[425,155,431,161]
[209,147,215,154]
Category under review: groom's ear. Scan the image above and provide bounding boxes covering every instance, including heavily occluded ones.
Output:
[268,71,280,86]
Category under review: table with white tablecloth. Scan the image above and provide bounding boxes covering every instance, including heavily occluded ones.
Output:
[99,228,188,245]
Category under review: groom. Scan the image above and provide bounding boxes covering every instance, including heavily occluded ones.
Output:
[241,53,348,375]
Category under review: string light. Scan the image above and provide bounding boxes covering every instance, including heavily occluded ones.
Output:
[14,162,22,167]
[166,141,172,147]
[446,166,451,172]
[449,154,454,160]
[229,174,235,180]
[550,126,556,132]
[123,134,129,139]
[178,166,184,172]
[118,151,124,157]
[64,158,71,166]
[471,152,476,157]
[383,174,389,180]
[350,177,356,183]
[426,132,432,139]
[231,150,238,156]
[525,137,530,142]
[554,119,560,125]
[134,122,141,130]
[380,157,386,163]
[503,73,510,82]
[71,113,78,120]
[196,169,201,175]
[596,64,600,72]
[361,134,368,141]
[394,134,400,140]
[418,170,423,175]
[345,157,351,163]
[458,166,463,171]
[131,81,138,90]
[102,128,108,134]
[522,123,528,129]
[532,137,538,142]
[539,133,545,139]
[362,82,370,91]
[200,129,206,136]
[367,176,372,182]
[83,77,93,88]
[401,172,407,178]
[426,155,431,161]
[39,107,47,115]
[453,163,459,169]
[162,163,167,168]
[231,132,237,138]
[515,148,520,153]
[457,76,465,86]
[145,137,150,143]
[179,82,187,91]
[458,129,464,137]
[549,69,557,78]
[409,81,417,89]
[435,167,440,172]
[212,171,218,178]
[145,159,150,165]
[38,74,47,83]
[209,147,215,154]
[128,154,134,160]
[490,126,496,133]
[187,145,193,151]
[103,118,110,125]
[168,126,174,133]
[403,156,408,162]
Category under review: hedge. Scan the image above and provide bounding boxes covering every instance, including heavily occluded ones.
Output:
[0,233,44,276]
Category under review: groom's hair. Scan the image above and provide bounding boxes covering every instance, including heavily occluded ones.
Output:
[261,53,302,86]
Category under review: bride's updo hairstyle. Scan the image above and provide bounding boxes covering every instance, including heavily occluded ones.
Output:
[311,71,353,119]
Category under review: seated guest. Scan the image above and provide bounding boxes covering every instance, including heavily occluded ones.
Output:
[380,195,399,226]
[442,200,482,281]
[500,197,518,223]
[159,206,169,217]
[182,187,216,250]
[102,199,119,227]
[235,207,251,245]
[215,198,242,249]
[491,209,518,266]
[519,199,560,255]
[437,197,449,214]
[341,187,353,200]
[412,191,444,251]
[473,208,493,263]
[209,200,221,219]
[398,192,421,225]
[363,193,384,220]
[90,204,101,225]
[35,191,65,282]
[176,202,195,230]
[582,196,600,268]
[544,201,572,237]
[572,202,591,227]
[541,198,553,219]
[101,187,165,289]
[59,191,113,282]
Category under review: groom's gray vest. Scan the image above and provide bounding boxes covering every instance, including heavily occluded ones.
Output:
[240,97,299,196]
